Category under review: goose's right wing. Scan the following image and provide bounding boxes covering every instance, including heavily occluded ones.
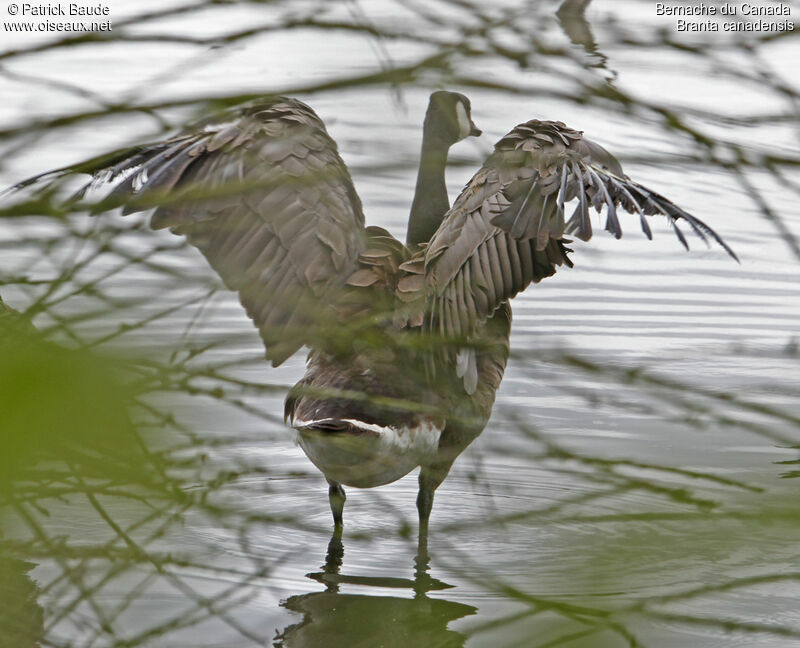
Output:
[83,98,366,365]
[403,118,736,343]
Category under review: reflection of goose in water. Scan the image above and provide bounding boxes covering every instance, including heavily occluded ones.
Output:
[39,90,735,531]
[274,531,475,647]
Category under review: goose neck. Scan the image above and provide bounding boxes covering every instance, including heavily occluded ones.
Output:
[406,138,450,249]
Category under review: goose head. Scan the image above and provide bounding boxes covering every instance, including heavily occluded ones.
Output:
[423,91,482,147]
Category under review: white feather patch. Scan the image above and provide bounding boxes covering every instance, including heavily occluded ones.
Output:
[292,417,444,487]
[455,101,471,140]
[455,347,478,395]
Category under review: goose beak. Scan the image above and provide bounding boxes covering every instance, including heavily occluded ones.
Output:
[470,121,482,137]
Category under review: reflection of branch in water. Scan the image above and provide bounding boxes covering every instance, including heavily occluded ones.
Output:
[275,531,475,647]
[556,0,615,79]
[557,0,596,50]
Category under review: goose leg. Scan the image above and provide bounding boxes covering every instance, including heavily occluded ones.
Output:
[417,467,448,536]
[417,482,434,535]
[328,480,346,527]
[417,428,477,534]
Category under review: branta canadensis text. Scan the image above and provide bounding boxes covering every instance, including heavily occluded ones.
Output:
[27,91,736,532]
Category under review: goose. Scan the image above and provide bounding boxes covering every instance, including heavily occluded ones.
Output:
[32,91,736,531]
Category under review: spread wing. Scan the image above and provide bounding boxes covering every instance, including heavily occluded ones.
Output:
[404,118,736,344]
[83,97,366,365]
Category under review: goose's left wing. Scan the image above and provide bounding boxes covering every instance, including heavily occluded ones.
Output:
[402,118,736,342]
[74,98,367,365]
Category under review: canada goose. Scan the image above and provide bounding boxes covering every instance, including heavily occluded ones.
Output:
[33,91,735,531]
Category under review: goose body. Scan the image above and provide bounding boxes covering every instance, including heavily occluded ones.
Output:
[287,348,447,489]
[294,418,443,489]
[51,91,735,530]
